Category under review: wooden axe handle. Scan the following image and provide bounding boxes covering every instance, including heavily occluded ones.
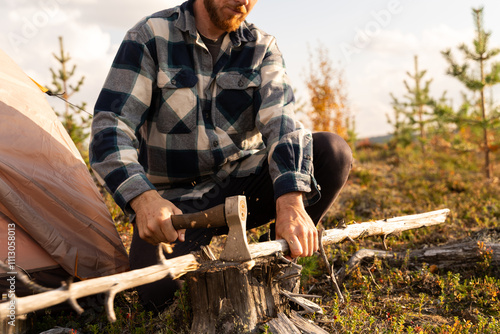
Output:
[171,203,226,229]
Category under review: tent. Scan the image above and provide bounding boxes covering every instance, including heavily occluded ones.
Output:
[0,49,129,289]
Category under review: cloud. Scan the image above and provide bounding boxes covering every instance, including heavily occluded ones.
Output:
[65,24,112,61]
[66,0,184,29]
[0,1,150,113]
[347,24,475,137]
[0,1,188,97]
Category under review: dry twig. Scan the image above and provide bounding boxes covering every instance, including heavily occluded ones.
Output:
[317,224,344,304]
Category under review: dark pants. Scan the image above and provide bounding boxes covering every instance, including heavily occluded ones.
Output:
[129,132,353,312]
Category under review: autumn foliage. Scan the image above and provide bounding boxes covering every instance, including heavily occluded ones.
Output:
[305,45,351,139]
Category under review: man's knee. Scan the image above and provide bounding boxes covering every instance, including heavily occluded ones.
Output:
[312,131,353,170]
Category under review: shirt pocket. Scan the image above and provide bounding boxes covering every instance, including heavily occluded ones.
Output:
[215,71,261,134]
[156,67,198,134]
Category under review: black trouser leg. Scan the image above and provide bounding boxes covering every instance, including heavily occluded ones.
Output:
[128,132,352,311]
[306,132,353,222]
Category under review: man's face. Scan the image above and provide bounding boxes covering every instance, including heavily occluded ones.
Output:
[203,0,257,32]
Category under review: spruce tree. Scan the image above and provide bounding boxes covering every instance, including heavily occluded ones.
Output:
[389,55,435,152]
[48,36,90,158]
[431,92,455,145]
[441,7,500,178]
[388,93,414,148]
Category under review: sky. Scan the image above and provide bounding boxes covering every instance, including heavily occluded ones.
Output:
[2,0,500,138]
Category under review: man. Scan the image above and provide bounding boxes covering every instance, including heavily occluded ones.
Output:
[90,0,352,311]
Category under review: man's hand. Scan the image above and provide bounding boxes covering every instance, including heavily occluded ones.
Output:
[130,190,185,245]
[275,192,318,258]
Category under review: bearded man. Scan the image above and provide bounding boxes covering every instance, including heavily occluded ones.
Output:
[90,0,352,311]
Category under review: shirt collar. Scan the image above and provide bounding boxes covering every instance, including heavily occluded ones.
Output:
[229,20,256,47]
[176,0,256,46]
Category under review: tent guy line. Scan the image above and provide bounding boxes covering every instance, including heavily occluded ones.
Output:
[30,77,93,117]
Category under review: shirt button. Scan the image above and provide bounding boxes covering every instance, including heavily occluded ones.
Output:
[238,80,244,87]
[171,79,177,85]
[213,141,219,147]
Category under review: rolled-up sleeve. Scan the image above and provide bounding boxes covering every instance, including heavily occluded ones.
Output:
[89,28,157,213]
[255,38,320,205]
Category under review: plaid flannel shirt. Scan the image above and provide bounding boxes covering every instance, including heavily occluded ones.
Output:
[90,0,319,214]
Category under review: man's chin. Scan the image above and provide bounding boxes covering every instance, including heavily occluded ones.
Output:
[222,18,245,32]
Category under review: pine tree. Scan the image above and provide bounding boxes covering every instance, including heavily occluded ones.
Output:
[388,55,434,152]
[49,36,90,158]
[305,44,351,139]
[431,92,455,145]
[441,7,500,178]
[387,93,414,148]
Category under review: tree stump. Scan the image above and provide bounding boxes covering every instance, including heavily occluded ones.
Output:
[185,255,300,334]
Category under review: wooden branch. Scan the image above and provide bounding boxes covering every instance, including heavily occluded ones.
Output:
[249,209,450,258]
[280,290,323,314]
[0,252,199,322]
[0,209,449,322]
[337,249,395,283]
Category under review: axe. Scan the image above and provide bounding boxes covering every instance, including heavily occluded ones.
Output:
[170,195,251,262]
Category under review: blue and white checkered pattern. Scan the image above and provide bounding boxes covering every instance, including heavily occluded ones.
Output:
[90,0,319,214]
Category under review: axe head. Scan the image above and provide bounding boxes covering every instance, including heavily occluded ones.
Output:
[219,195,252,262]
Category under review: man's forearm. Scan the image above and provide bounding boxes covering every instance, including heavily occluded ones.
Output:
[276,191,304,211]
[130,189,162,213]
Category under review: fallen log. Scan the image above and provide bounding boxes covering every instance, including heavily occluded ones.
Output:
[0,209,450,326]
[337,237,500,280]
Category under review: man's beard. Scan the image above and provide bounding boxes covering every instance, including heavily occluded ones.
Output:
[204,0,248,32]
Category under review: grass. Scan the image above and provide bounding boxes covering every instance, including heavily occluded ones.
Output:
[24,142,500,333]
[308,144,500,333]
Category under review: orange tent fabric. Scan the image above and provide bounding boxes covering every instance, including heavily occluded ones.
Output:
[0,49,129,279]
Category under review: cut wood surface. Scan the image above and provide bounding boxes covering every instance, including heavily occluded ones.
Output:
[249,209,450,259]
